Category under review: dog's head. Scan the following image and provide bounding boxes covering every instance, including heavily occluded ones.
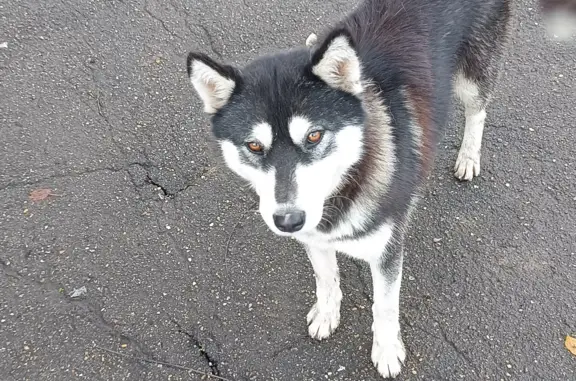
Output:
[187,30,367,236]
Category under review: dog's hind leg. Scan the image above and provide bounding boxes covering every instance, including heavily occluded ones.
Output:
[369,230,406,379]
[305,245,342,340]
[453,2,511,181]
[453,73,489,181]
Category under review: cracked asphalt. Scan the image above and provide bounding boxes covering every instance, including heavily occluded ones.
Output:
[0,0,575,380]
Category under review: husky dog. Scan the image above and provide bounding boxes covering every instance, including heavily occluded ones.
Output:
[186,0,511,377]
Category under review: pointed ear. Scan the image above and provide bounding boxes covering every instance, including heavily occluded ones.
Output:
[310,29,363,95]
[187,52,240,114]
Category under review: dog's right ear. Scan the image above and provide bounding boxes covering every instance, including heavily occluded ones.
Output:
[187,53,240,114]
[310,29,363,95]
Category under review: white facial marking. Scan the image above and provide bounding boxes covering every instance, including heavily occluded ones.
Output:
[219,140,243,176]
[312,35,363,95]
[293,125,364,232]
[190,60,235,114]
[220,141,279,230]
[250,122,273,148]
[305,245,341,340]
[288,115,313,145]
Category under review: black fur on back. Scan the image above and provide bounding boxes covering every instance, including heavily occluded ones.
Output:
[314,0,511,235]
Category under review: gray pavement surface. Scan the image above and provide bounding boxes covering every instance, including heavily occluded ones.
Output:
[1,0,575,380]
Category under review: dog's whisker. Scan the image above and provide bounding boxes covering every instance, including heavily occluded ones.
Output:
[326,195,355,203]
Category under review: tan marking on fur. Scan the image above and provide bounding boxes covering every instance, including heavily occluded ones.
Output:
[361,84,397,191]
[337,61,349,77]
[328,83,396,237]
[401,87,424,158]
[405,87,434,176]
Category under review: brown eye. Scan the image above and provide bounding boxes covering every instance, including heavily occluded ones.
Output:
[307,131,323,144]
[247,142,263,153]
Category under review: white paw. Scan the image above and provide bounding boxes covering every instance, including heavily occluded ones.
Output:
[454,150,480,181]
[307,302,340,340]
[305,33,318,47]
[371,334,406,379]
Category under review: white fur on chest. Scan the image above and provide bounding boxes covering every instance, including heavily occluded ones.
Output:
[295,222,393,262]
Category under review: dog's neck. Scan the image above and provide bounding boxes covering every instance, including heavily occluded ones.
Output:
[318,84,396,238]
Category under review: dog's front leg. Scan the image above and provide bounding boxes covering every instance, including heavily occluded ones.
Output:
[304,244,342,340]
[369,234,406,379]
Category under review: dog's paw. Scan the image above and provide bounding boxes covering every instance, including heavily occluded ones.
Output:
[371,334,406,379]
[306,302,340,340]
[454,150,480,181]
[305,33,318,47]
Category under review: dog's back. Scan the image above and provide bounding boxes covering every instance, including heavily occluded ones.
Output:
[340,0,511,173]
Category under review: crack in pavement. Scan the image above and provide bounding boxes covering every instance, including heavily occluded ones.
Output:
[1,161,194,202]
[165,231,194,275]
[0,163,136,191]
[0,257,24,281]
[83,62,127,156]
[198,23,224,59]
[271,337,308,360]
[72,299,155,359]
[403,345,445,381]
[414,322,481,375]
[0,258,60,291]
[57,64,127,158]
[169,0,224,59]
[146,173,170,197]
[1,257,154,361]
[171,319,222,377]
[182,18,224,60]
[435,322,481,376]
[144,172,193,198]
[144,1,184,41]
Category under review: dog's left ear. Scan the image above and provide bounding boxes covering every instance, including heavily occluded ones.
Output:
[310,29,363,95]
[187,52,240,114]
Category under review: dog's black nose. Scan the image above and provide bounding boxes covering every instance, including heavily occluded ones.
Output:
[273,211,306,233]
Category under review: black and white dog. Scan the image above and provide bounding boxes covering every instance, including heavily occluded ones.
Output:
[186,0,511,378]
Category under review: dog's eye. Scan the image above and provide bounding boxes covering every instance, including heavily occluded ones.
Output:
[246,141,264,153]
[306,131,323,145]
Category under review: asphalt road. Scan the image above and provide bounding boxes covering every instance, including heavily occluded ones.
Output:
[1,0,575,380]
